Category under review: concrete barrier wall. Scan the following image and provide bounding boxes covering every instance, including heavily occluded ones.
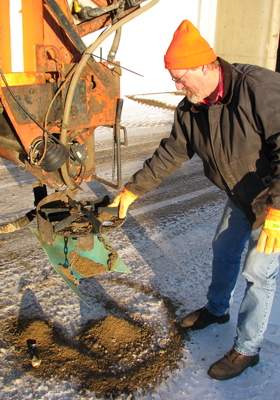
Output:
[213,0,280,70]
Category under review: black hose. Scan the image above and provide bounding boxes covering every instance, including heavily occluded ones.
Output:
[0,67,85,172]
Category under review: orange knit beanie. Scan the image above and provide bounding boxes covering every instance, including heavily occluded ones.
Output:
[164,20,216,69]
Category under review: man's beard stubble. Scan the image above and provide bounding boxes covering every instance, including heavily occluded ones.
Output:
[184,88,204,104]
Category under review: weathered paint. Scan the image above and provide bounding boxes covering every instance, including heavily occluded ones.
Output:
[0,0,121,189]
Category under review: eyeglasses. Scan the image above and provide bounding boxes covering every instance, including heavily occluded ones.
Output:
[171,69,189,84]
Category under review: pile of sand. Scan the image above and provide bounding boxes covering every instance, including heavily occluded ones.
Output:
[6,313,183,398]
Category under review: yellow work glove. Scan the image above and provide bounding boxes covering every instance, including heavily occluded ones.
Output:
[108,188,137,219]
[256,207,280,254]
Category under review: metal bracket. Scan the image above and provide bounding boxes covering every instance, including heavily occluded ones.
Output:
[93,98,126,189]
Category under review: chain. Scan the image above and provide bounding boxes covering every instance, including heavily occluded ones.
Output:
[98,235,118,271]
[63,236,70,268]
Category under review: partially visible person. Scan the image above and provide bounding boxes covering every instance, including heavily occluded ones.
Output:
[110,20,280,380]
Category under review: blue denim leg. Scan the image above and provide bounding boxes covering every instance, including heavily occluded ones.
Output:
[207,199,252,316]
[234,227,279,356]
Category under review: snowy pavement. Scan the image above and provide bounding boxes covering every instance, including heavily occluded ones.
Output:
[0,96,280,400]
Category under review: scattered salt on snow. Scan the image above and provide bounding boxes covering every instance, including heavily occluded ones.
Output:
[0,95,280,399]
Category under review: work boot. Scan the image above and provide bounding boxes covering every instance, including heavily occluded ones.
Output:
[208,348,259,380]
[180,306,229,330]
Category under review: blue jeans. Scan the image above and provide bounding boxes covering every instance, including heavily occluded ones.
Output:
[206,199,279,356]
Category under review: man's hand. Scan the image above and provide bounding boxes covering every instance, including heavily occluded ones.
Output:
[256,207,280,254]
[108,188,137,219]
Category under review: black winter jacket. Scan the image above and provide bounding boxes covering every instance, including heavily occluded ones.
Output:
[125,58,280,225]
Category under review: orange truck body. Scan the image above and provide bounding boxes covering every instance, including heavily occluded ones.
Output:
[0,0,125,189]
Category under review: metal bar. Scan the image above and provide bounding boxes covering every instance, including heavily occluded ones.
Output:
[44,0,86,54]
[86,212,102,234]
[40,207,69,216]
[92,102,125,190]
[114,97,123,189]
[53,213,77,233]
[97,206,119,217]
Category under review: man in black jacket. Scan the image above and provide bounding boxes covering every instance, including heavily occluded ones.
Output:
[110,20,280,380]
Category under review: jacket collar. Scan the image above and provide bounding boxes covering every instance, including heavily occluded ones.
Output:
[219,57,233,105]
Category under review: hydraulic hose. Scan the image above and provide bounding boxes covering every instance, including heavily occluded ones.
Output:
[60,0,160,190]
[0,209,36,234]
[107,28,122,63]
[78,3,121,20]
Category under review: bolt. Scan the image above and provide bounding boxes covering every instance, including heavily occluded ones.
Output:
[70,107,77,116]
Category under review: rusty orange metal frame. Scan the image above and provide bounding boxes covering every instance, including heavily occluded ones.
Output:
[0,0,121,189]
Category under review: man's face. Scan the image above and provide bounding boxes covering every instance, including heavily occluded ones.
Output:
[169,67,212,104]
